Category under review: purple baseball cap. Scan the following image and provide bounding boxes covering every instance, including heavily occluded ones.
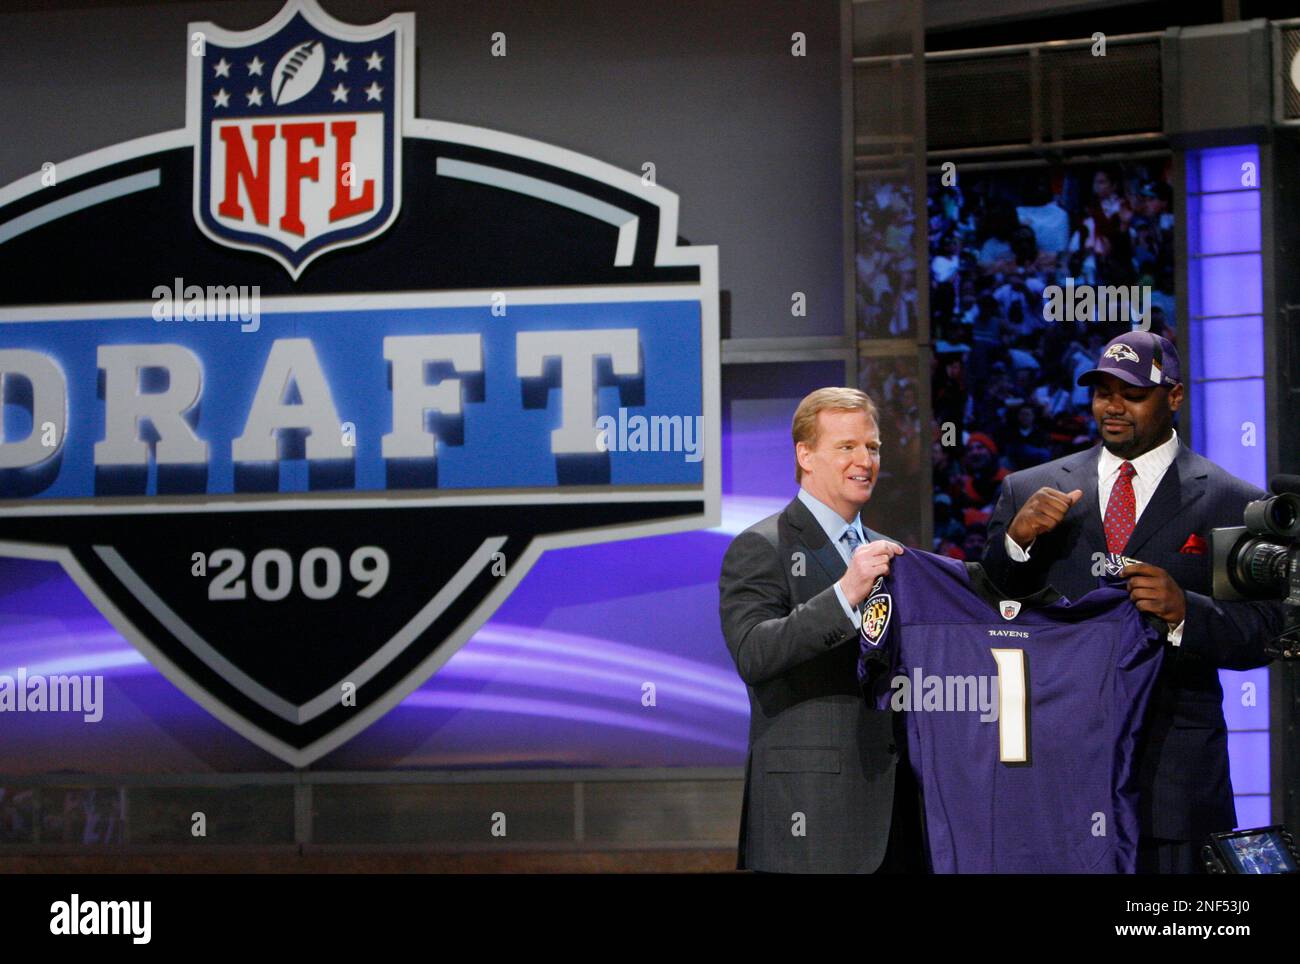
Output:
[1077,331,1181,389]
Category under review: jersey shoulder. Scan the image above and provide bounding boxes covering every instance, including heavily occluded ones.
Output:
[869,547,971,614]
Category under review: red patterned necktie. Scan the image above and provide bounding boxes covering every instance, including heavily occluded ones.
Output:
[1103,461,1138,553]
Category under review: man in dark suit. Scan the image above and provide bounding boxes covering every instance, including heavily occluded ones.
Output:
[983,331,1282,873]
[719,387,917,873]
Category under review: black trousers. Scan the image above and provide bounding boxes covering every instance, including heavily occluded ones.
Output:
[1137,837,1203,874]
[875,755,927,874]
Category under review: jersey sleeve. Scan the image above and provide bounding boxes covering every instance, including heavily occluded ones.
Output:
[1119,603,1167,669]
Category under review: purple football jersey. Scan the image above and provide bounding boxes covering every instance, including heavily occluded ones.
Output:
[858,548,1164,873]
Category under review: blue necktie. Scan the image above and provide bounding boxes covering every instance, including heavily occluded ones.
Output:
[841,526,862,559]
[840,527,863,615]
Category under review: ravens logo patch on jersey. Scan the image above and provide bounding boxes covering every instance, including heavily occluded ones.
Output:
[1104,553,1143,577]
[861,593,892,648]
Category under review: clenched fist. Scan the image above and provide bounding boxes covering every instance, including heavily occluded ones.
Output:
[839,540,905,607]
[1007,487,1083,549]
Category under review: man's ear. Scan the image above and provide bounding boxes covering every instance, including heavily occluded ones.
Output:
[795,441,813,476]
[1167,382,1185,414]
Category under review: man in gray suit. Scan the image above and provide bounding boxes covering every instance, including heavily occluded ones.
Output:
[983,331,1282,873]
[719,387,918,873]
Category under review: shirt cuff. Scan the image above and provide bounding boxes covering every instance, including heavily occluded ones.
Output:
[1004,532,1034,562]
[833,582,860,630]
[1167,620,1184,647]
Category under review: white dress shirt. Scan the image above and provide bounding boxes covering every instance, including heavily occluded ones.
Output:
[797,487,866,627]
[1004,431,1185,644]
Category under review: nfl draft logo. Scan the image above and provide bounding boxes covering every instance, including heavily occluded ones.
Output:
[0,0,718,766]
[190,2,405,276]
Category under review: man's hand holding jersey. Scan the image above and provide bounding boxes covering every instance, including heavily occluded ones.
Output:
[1119,562,1186,626]
[838,540,905,607]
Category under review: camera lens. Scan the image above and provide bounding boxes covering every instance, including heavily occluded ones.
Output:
[1235,539,1289,594]
[1268,499,1298,531]
[1244,493,1300,539]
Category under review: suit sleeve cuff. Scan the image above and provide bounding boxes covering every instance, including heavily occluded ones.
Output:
[1004,532,1034,562]
[833,582,860,630]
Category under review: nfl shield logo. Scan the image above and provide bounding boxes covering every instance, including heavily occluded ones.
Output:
[188,0,407,278]
[1000,600,1021,620]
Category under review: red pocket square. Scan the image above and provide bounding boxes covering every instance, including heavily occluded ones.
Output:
[1180,533,1207,555]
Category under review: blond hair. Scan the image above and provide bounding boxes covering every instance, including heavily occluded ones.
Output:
[792,387,879,484]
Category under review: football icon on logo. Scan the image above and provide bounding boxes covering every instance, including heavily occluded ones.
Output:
[272,40,325,105]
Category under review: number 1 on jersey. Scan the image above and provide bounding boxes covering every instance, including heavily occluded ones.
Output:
[990,648,1027,764]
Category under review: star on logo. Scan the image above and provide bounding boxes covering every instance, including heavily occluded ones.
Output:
[212,88,230,109]
[364,81,383,102]
[332,51,350,72]
[365,50,384,71]
[213,57,231,78]
[247,56,264,76]
[331,83,349,104]
[246,86,264,107]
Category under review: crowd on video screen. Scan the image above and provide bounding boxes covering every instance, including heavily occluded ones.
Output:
[926,161,1177,561]
[853,178,923,546]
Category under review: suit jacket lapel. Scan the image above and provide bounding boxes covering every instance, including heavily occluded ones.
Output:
[1124,443,1208,557]
[1059,445,1107,558]
[785,496,848,589]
